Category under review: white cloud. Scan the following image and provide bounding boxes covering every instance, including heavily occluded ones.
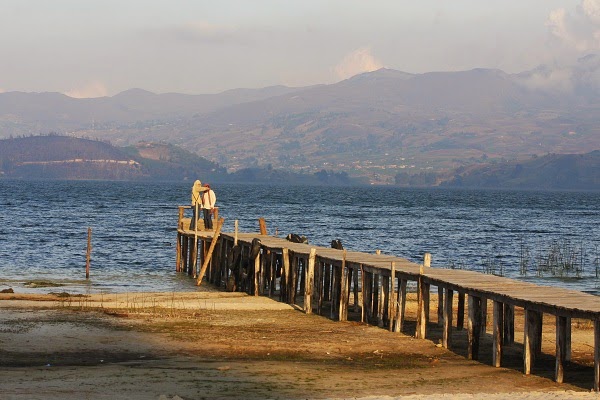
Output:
[64,82,108,98]
[547,1,600,52]
[333,47,383,80]
[583,0,600,24]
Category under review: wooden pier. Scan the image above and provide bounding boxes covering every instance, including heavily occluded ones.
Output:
[176,207,600,391]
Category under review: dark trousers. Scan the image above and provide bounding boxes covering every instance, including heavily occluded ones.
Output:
[203,208,213,230]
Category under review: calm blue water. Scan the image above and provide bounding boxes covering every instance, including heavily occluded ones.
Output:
[0,180,599,295]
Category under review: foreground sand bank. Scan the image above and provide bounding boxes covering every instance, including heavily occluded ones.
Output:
[1,291,598,399]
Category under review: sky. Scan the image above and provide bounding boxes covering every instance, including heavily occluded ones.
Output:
[1,0,599,97]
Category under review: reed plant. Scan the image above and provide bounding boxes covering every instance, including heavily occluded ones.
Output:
[519,238,587,278]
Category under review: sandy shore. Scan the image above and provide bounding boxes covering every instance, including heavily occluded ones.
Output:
[1,290,599,399]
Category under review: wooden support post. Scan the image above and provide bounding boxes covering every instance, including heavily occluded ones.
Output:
[178,206,185,225]
[493,301,504,367]
[457,292,465,330]
[207,240,214,283]
[372,274,380,324]
[202,240,208,281]
[364,271,373,322]
[234,219,238,246]
[258,249,267,294]
[468,295,482,360]
[290,253,298,305]
[317,262,324,315]
[437,286,444,326]
[419,253,431,336]
[330,264,337,319]
[594,319,600,392]
[535,311,543,357]
[216,239,224,286]
[221,239,229,288]
[253,245,261,296]
[423,284,431,330]
[182,235,189,273]
[380,275,388,328]
[85,227,92,279]
[304,248,316,314]
[443,288,453,349]
[566,317,572,362]
[423,252,431,268]
[299,257,306,296]
[213,208,219,228]
[416,275,427,339]
[281,248,290,303]
[323,264,331,301]
[268,251,276,297]
[394,278,407,333]
[339,250,348,321]
[503,303,515,344]
[524,309,542,375]
[481,298,488,334]
[389,262,396,332]
[187,237,194,276]
[196,218,224,286]
[353,265,360,313]
[556,315,567,384]
[258,218,267,235]
[176,232,181,272]
[437,285,445,326]
[360,265,366,323]
[377,274,385,328]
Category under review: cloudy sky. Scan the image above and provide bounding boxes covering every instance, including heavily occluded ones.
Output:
[1,0,599,97]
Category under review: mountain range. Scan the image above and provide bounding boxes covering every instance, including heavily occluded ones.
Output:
[2,57,600,184]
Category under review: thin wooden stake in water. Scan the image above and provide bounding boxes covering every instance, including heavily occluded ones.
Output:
[85,227,92,279]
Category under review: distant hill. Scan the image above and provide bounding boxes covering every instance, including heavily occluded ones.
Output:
[440,151,600,190]
[0,135,361,185]
[0,135,226,181]
[1,61,600,183]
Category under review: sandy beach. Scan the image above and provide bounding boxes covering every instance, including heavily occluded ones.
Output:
[1,290,599,400]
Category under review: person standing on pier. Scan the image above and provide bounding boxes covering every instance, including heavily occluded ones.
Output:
[190,180,208,231]
[202,183,217,230]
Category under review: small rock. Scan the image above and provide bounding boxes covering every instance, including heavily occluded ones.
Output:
[1,288,14,293]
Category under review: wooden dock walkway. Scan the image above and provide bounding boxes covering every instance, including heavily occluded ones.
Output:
[176,208,600,391]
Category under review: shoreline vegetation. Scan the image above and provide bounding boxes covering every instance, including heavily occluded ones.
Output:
[2,290,600,399]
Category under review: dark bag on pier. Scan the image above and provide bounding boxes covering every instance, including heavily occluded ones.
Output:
[331,239,343,250]
[286,233,308,244]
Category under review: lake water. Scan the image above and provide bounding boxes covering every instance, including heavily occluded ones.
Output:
[0,180,598,295]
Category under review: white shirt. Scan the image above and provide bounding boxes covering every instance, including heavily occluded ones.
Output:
[201,189,216,209]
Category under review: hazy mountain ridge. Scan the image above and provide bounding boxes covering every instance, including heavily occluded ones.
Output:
[1,62,600,182]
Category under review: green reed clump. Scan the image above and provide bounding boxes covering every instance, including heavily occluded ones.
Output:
[519,238,586,278]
